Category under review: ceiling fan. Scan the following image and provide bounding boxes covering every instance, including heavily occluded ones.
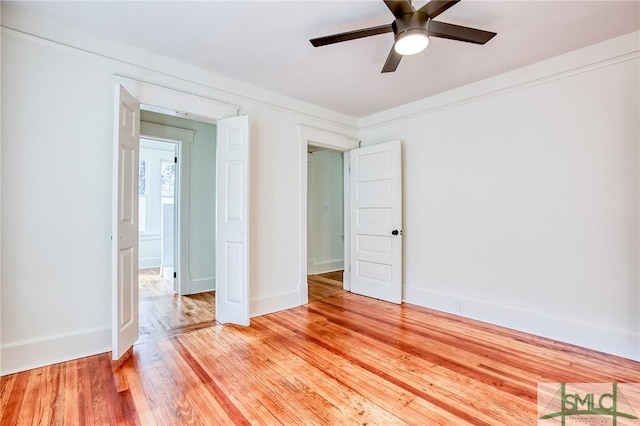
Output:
[310,0,497,73]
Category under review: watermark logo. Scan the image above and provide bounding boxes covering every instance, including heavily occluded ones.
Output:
[538,383,640,425]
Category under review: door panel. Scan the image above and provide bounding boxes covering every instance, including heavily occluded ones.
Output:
[350,140,402,304]
[216,115,250,326]
[112,85,140,360]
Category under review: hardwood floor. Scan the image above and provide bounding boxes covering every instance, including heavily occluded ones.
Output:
[139,268,174,298]
[308,270,345,302]
[137,269,342,343]
[2,291,639,425]
[138,268,215,342]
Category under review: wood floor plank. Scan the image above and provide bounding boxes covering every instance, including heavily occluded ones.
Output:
[308,301,538,397]
[17,369,43,425]
[2,285,639,425]
[1,370,28,426]
[257,314,471,425]
[310,299,541,396]
[41,364,64,425]
[308,270,345,302]
[88,354,116,426]
[149,360,201,426]
[331,313,530,423]
[245,320,413,425]
[117,361,156,426]
[139,268,215,339]
[270,308,505,425]
[177,329,285,425]
[78,356,97,426]
[131,355,175,426]
[168,337,249,425]
[210,327,331,425]
[211,325,351,425]
[0,375,16,420]
[323,293,640,381]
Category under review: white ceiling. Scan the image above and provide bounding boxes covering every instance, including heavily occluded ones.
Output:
[5,1,640,117]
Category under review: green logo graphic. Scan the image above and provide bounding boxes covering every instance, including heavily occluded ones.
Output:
[539,383,639,426]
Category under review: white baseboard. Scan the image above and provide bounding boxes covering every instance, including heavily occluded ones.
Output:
[404,285,640,362]
[308,259,344,275]
[1,327,111,375]
[250,290,300,318]
[299,282,309,305]
[191,276,215,294]
[139,257,161,269]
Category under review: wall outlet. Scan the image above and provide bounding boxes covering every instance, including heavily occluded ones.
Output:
[456,300,464,312]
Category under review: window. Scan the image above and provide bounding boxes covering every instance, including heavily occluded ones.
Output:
[139,159,148,233]
[139,159,147,195]
[161,160,175,198]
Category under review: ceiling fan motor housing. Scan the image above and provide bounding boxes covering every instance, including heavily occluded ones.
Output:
[392,11,430,39]
[309,1,497,72]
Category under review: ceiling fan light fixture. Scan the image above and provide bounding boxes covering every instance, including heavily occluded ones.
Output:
[394,29,429,56]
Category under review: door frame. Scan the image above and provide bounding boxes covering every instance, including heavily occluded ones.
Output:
[298,125,359,304]
[112,76,241,357]
[140,122,195,295]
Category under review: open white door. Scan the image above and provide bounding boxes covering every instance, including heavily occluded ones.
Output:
[112,85,140,359]
[350,140,402,304]
[216,115,250,326]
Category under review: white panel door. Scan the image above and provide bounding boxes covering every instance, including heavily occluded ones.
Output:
[216,115,250,326]
[350,140,402,303]
[112,85,140,360]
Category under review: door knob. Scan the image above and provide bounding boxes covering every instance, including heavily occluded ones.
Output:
[392,230,400,236]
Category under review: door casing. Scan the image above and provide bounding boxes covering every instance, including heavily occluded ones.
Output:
[298,125,359,304]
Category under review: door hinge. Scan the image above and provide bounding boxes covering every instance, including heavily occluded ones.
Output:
[174,156,177,163]
[173,271,177,278]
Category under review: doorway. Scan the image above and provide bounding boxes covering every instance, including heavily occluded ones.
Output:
[136,110,217,342]
[307,146,346,301]
[138,138,177,293]
[298,126,403,309]
[113,81,249,360]
[297,125,358,306]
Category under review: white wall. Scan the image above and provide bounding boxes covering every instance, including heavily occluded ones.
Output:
[307,150,344,275]
[0,7,358,374]
[359,32,640,361]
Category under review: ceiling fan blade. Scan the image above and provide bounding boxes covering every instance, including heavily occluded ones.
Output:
[381,48,403,73]
[310,24,393,47]
[418,0,459,19]
[428,21,497,44]
[383,0,415,18]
